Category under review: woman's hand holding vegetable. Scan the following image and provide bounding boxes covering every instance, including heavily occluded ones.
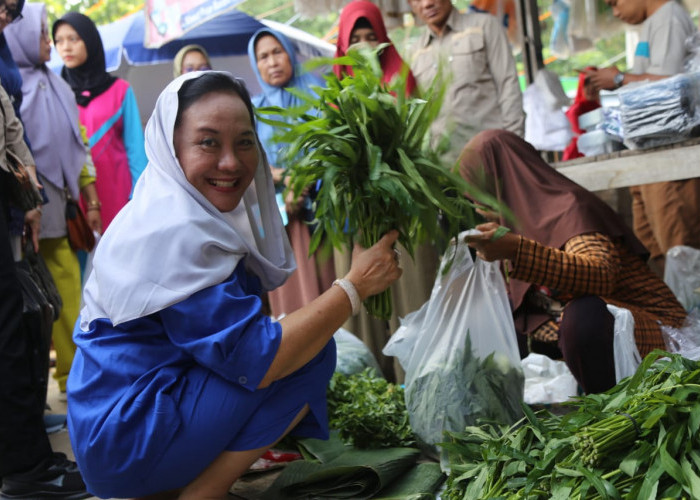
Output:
[465,222,520,262]
[265,230,402,388]
[345,230,403,300]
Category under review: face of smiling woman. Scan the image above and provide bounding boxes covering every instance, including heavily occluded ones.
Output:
[173,91,259,212]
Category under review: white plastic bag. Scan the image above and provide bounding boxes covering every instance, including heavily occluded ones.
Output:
[664,245,700,312]
[662,309,700,361]
[383,231,524,465]
[608,304,641,383]
[521,353,578,404]
[333,328,382,376]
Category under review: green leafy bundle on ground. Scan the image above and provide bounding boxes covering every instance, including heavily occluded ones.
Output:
[327,368,415,449]
[442,350,700,499]
[257,47,500,319]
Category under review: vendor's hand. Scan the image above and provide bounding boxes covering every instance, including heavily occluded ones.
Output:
[284,185,311,215]
[284,188,304,215]
[86,209,102,235]
[476,205,500,223]
[271,165,285,185]
[24,207,41,252]
[346,230,403,300]
[464,222,520,262]
[583,66,619,92]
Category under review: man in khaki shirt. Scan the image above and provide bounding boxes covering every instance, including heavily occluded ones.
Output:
[409,0,524,164]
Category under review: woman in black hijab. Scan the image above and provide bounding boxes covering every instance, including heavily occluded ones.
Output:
[53,12,147,231]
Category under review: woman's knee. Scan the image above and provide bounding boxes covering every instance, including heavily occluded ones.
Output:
[559,296,614,352]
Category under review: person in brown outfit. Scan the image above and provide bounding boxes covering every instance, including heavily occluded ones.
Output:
[585,0,700,275]
[461,130,686,393]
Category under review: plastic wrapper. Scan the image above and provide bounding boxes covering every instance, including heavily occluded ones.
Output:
[523,69,572,151]
[334,328,383,377]
[662,309,700,361]
[685,32,700,73]
[383,230,524,468]
[521,353,578,404]
[608,305,641,382]
[619,72,700,150]
[568,0,622,51]
[601,106,624,139]
[664,245,700,312]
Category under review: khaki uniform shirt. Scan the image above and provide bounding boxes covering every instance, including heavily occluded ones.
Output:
[0,83,34,171]
[410,9,524,163]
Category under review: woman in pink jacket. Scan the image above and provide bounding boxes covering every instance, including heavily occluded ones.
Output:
[53,12,147,230]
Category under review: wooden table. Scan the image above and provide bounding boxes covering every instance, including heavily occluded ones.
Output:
[552,137,700,192]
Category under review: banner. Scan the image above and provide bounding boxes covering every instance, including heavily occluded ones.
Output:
[144,0,245,48]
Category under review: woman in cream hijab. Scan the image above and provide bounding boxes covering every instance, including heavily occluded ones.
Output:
[172,44,212,78]
[67,71,401,499]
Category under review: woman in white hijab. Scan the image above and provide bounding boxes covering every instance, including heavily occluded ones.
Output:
[67,71,401,499]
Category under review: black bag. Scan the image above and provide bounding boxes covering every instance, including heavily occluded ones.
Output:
[16,262,54,413]
[0,100,42,212]
[20,237,62,321]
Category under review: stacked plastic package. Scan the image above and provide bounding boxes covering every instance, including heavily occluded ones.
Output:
[618,71,700,150]
[576,105,624,157]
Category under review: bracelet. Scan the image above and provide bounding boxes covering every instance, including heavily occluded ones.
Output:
[333,278,361,316]
[87,206,101,212]
[86,200,101,208]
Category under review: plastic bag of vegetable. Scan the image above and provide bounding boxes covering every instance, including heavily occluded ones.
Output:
[333,328,383,377]
[383,230,524,468]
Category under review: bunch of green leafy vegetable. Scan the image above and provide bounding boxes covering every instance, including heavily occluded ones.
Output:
[327,368,415,449]
[405,333,524,462]
[256,46,500,319]
[442,350,700,499]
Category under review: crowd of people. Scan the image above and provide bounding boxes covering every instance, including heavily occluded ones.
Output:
[0,0,697,498]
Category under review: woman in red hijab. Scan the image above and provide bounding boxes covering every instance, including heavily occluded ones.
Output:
[331,1,430,382]
[461,130,685,393]
[334,0,417,95]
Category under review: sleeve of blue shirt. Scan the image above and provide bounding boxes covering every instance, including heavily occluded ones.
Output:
[159,274,282,392]
[121,86,148,196]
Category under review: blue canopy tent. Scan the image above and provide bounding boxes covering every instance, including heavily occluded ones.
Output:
[50,9,334,123]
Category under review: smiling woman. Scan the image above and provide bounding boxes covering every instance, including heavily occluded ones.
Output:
[173,84,258,212]
[65,71,401,499]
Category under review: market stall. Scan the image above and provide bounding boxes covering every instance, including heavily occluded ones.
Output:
[554,137,700,192]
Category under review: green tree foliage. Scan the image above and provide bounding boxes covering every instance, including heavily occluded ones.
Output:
[40,0,630,81]
[43,0,143,27]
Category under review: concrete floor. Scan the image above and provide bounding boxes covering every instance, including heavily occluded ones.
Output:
[46,372,281,500]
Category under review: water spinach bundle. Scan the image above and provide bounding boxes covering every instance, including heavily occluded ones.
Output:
[256,47,494,319]
[442,350,700,499]
[327,368,415,449]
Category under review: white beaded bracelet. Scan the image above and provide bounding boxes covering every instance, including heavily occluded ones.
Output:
[333,278,361,316]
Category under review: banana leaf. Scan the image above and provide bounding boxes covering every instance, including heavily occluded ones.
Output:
[261,447,420,499]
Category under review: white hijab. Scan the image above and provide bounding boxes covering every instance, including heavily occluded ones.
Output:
[80,71,295,328]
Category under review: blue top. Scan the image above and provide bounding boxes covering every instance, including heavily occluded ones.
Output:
[67,262,336,498]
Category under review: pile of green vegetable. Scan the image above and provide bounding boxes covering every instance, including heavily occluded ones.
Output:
[327,368,415,449]
[405,334,524,458]
[257,46,500,319]
[442,350,700,499]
